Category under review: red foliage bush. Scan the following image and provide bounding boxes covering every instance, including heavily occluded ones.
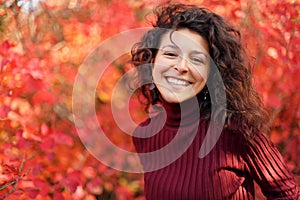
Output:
[0,0,299,199]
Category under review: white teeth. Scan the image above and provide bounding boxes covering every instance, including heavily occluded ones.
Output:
[166,77,190,86]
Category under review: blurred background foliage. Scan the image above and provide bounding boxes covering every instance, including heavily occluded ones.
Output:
[0,0,299,199]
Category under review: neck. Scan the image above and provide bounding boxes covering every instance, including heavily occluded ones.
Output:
[159,95,202,127]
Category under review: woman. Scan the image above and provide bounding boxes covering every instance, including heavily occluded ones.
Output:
[131,3,299,199]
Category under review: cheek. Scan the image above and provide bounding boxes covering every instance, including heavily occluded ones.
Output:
[152,65,162,84]
[192,66,209,82]
[152,61,169,77]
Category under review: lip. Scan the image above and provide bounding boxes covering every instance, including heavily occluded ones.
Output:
[166,76,192,83]
[165,76,192,88]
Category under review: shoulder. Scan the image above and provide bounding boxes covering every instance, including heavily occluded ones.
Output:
[132,111,164,134]
[239,131,300,198]
[131,112,165,146]
[239,130,287,170]
[222,117,273,148]
[131,117,150,140]
[219,122,274,156]
[243,131,277,152]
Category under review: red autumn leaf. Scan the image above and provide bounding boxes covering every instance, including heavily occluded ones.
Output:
[86,177,103,195]
[32,89,56,105]
[16,137,32,149]
[19,75,44,94]
[40,138,55,151]
[33,178,49,197]
[45,152,56,161]
[26,188,39,199]
[52,132,74,147]
[82,166,96,179]
[62,178,79,193]
[32,163,43,176]
[267,93,281,108]
[1,143,13,149]
[61,170,82,193]
[115,185,134,200]
[0,40,11,55]
[270,130,282,144]
[53,183,63,192]
[0,169,10,184]
[40,123,49,135]
[0,105,10,119]
[53,192,65,200]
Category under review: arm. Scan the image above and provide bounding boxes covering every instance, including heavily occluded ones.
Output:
[243,132,300,199]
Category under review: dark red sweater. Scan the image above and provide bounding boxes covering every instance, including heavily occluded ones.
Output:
[132,97,300,199]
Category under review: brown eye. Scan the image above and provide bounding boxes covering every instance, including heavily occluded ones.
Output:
[190,54,208,64]
[191,57,204,64]
[163,51,178,57]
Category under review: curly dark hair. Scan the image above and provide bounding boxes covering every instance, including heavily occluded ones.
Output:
[131,3,270,136]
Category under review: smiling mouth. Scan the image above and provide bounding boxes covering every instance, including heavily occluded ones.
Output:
[166,77,191,87]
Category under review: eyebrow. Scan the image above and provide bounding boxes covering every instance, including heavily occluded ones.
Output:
[161,45,208,58]
[191,51,209,59]
[161,45,179,50]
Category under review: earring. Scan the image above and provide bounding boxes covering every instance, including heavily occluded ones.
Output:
[149,82,155,90]
[149,82,159,104]
[204,90,208,100]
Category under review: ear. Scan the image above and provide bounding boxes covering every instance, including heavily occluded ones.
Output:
[150,58,156,70]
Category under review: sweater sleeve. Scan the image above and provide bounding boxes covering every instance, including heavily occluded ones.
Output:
[243,132,300,199]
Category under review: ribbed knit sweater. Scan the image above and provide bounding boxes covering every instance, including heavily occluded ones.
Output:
[132,97,300,199]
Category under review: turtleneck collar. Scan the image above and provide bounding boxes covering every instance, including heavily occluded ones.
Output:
[159,95,203,127]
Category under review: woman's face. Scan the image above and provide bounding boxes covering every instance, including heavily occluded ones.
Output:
[153,28,210,103]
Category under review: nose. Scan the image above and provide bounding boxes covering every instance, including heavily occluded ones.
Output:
[174,57,189,73]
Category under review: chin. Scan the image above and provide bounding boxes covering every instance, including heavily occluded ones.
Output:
[162,95,191,103]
